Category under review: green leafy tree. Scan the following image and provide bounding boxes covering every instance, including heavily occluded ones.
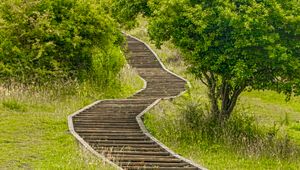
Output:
[107,0,150,29]
[148,0,300,122]
[0,0,124,85]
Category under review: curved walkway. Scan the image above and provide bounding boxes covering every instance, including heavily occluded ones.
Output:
[68,34,206,170]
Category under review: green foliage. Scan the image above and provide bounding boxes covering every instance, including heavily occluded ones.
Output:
[108,0,150,29]
[0,0,124,85]
[128,16,300,168]
[148,0,300,120]
[2,99,27,112]
[290,123,300,131]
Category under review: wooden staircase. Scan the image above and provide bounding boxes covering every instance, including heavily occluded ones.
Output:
[68,35,205,170]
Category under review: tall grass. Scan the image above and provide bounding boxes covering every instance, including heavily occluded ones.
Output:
[144,95,300,169]
[177,93,299,159]
[0,65,143,169]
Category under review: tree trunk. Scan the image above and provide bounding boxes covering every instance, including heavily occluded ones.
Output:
[219,84,245,121]
[204,73,245,123]
[204,71,221,119]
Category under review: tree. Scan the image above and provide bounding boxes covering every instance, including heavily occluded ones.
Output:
[107,0,150,29]
[0,0,124,85]
[148,0,300,122]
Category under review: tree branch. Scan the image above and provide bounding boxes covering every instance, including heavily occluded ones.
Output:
[200,77,208,87]
[226,85,246,116]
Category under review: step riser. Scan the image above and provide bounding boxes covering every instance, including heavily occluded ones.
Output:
[82,137,149,140]
[95,147,165,152]
[78,133,144,136]
[69,35,201,170]
[101,151,170,156]
[121,162,189,167]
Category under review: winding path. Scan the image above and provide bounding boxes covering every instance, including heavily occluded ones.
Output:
[68,35,205,170]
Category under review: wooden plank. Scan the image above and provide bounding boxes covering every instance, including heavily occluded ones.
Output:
[68,34,204,170]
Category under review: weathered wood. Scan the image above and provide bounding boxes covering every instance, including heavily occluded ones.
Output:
[103,151,170,156]
[112,157,181,163]
[95,147,165,152]
[121,162,190,167]
[69,35,204,170]
[124,167,198,170]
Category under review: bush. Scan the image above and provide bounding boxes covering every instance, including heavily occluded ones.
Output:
[176,97,299,159]
[0,0,124,85]
[144,90,299,160]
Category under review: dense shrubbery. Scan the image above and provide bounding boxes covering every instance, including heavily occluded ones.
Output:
[145,92,299,159]
[101,0,150,29]
[0,0,124,85]
[179,101,299,159]
[111,0,150,29]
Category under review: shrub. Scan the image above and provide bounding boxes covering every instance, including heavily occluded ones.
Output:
[176,97,299,159]
[0,0,124,86]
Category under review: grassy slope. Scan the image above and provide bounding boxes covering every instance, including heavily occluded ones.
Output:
[128,17,300,169]
[0,67,143,169]
[145,99,300,170]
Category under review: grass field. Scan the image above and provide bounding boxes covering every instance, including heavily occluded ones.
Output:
[0,67,143,169]
[144,91,300,169]
[1,15,299,169]
[128,16,300,170]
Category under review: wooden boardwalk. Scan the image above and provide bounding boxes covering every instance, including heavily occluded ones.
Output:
[68,35,205,170]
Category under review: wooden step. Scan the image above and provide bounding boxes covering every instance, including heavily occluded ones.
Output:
[90,105,148,109]
[74,119,137,123]
[82,136,148,141]
[92,142,160,147]
[75,125,140,129]
[121,162,190,167]
[74,115,137,119]
[93,103,150,107]
[75,113,138,117]
[68,34,201,170]
[95,147,166,152]
[75,129,143,133]
[131,64,162,68]
[103,151,170,156]
[113,157,182,163]
[100,99,156,104]
[87,140,155,145]
[123,167,198,170]
[74,122,138,126]
[78,132,145,136]
[75,115,137,119]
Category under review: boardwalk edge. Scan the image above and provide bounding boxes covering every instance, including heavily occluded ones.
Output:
[126,33,207,170]
[68,33,207,170]
[68,100,122,170]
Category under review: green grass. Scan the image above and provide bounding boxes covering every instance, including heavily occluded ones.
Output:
[240,90,300,124]
[129,16,300,169]
[144,98,300,169]
[174,143,299,170]
[2,99,28,112]
[240,90,300,147]
[0,66,143,169]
